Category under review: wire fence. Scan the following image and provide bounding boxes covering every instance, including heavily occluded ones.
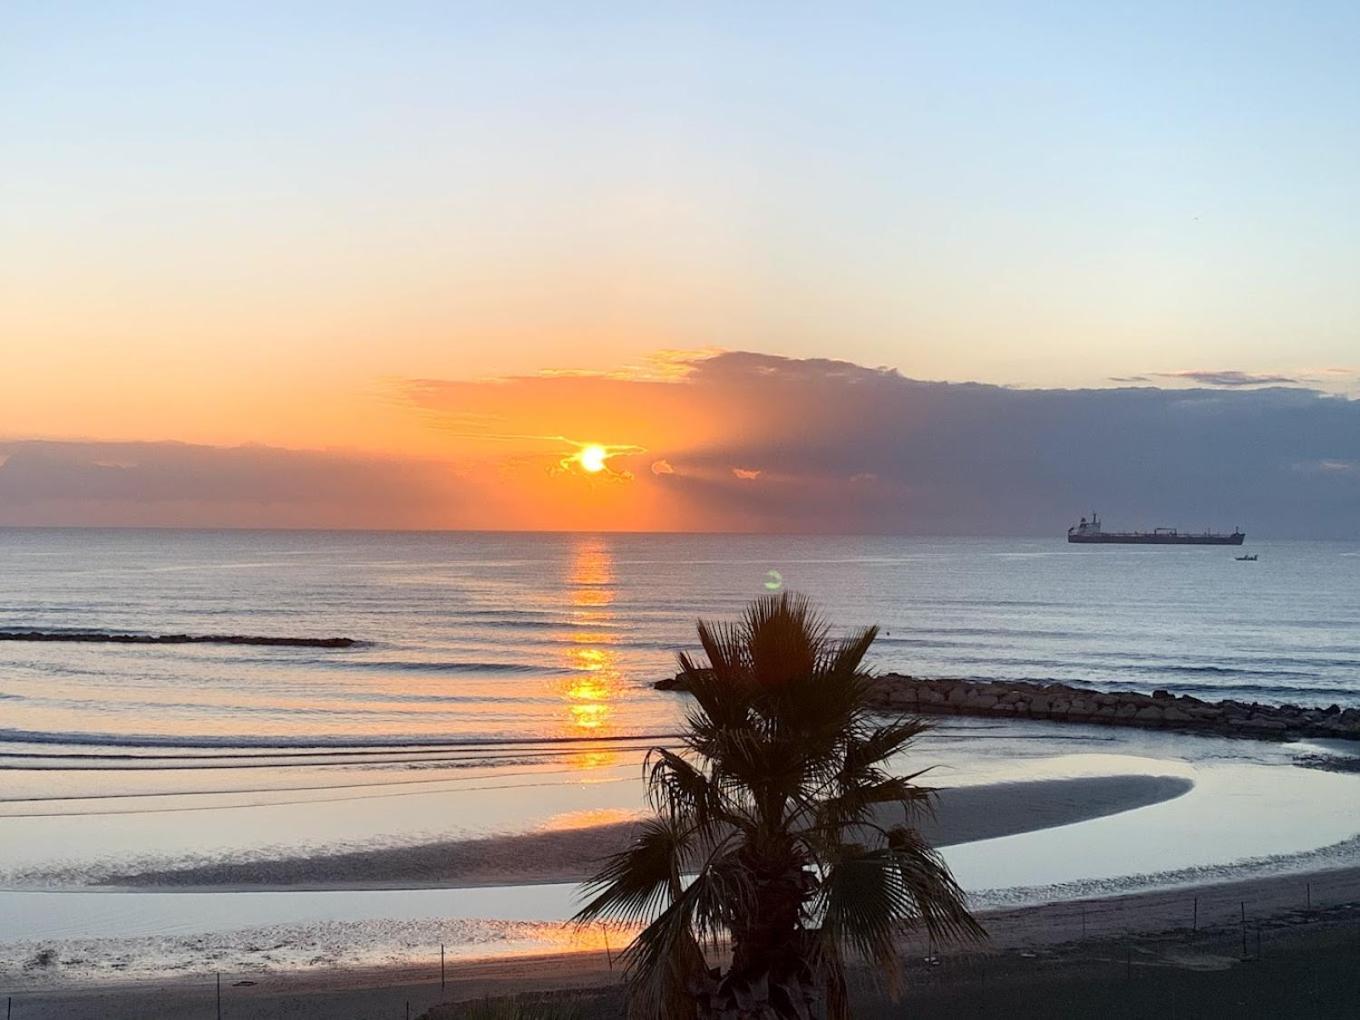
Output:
[4,874,1360,1018]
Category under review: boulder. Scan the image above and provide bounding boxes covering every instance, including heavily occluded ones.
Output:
[1240,717,1288,734]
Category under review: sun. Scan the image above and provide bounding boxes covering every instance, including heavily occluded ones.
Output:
[579,444,608,473]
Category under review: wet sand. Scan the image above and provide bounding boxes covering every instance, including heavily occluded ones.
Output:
[101,774,1193,891]
[9,864,1360,1019]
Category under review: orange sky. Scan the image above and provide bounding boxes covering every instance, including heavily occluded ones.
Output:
[2,348,1357,536]
[4,7,1359,534]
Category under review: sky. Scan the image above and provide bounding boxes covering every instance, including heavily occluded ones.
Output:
[2,3,1358,534]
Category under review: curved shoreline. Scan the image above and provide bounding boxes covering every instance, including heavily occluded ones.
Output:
[95,774,1192,892]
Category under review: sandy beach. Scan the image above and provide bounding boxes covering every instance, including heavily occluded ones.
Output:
[0,775,1191,1002]
[8,862,1359,1019]
[96,774,1193,891]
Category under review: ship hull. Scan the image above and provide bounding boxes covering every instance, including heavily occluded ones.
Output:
[1068,532,1245,545]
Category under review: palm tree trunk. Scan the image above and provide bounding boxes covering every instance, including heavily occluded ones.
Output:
[722,840,813,1016]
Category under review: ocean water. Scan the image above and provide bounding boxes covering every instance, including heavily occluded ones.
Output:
[2,528,1359,960]
[1,529,1357,772]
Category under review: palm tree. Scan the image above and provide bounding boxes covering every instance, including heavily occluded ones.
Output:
[574,593,983,1019]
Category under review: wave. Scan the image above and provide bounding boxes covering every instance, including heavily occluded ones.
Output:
[338,659,579,676]
[1140,663,1321,680]
[471,618,621,631]
[959,654,1325,682]
[943,673,1353,703]
[235,654,584,675]
[1126,680,1355,702]
[0,727,678,753]
[0,629,358,649]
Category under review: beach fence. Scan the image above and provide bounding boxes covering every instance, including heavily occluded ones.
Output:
[1,916,642,1020]
[3,881,1357,1017]
[872,872,1360,1018]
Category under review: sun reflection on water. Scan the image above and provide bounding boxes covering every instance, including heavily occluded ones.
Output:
[561,538,623,768]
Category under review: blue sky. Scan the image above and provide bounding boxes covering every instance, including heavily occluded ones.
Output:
[1,4,1357,532]
[7,2,1357,388]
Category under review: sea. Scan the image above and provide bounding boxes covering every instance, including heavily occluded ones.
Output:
[2,529,1357,773]
[2,528,1359,961]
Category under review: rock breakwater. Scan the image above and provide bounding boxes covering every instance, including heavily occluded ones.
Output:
[864,674,1360,742]
[655,672,1360,742]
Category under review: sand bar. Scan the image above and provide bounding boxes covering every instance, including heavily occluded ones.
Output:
[100,774,1192,891]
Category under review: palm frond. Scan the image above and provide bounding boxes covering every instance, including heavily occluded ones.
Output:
[620,843,754,1020]
[745,592,827,688]
[886,825,988,944]
[843,717,933,775]
[810,773,936,836]
[821,625,879,680]
[573,816,693,927]
[645,747,720,832]
[581,594,984,1016]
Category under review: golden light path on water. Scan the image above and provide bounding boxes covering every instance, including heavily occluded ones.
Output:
[561,537,623,770]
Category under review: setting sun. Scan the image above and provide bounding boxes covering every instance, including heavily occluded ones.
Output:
[579,444,608,473]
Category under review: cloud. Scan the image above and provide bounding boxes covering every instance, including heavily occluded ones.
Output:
[723,356,1354,533]
[1150,369,1303,387]
[403,350,1360,537]
[0,440,478,529]
[6,352,1358,536]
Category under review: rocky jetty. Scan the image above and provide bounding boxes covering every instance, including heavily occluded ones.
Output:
[0,631,357,648]
[655,671,1360,742]
[864,674,1360,742]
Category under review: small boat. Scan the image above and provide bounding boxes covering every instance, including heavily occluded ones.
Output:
[1235,554,1258,561]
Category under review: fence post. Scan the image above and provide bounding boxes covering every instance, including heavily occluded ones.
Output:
[441,943,445,990]
[1192,896,1197,932]
[1240,902,1248,959]
[1082,904,1087,940]
[216,971,221,1020]
[1306,882,1311,911]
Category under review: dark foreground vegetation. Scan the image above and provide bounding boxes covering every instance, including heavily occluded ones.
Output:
[432,903,1360,1019]
[582,594,981,1018]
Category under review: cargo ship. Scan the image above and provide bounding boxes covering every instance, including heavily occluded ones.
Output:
[1067,512,1245,545]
